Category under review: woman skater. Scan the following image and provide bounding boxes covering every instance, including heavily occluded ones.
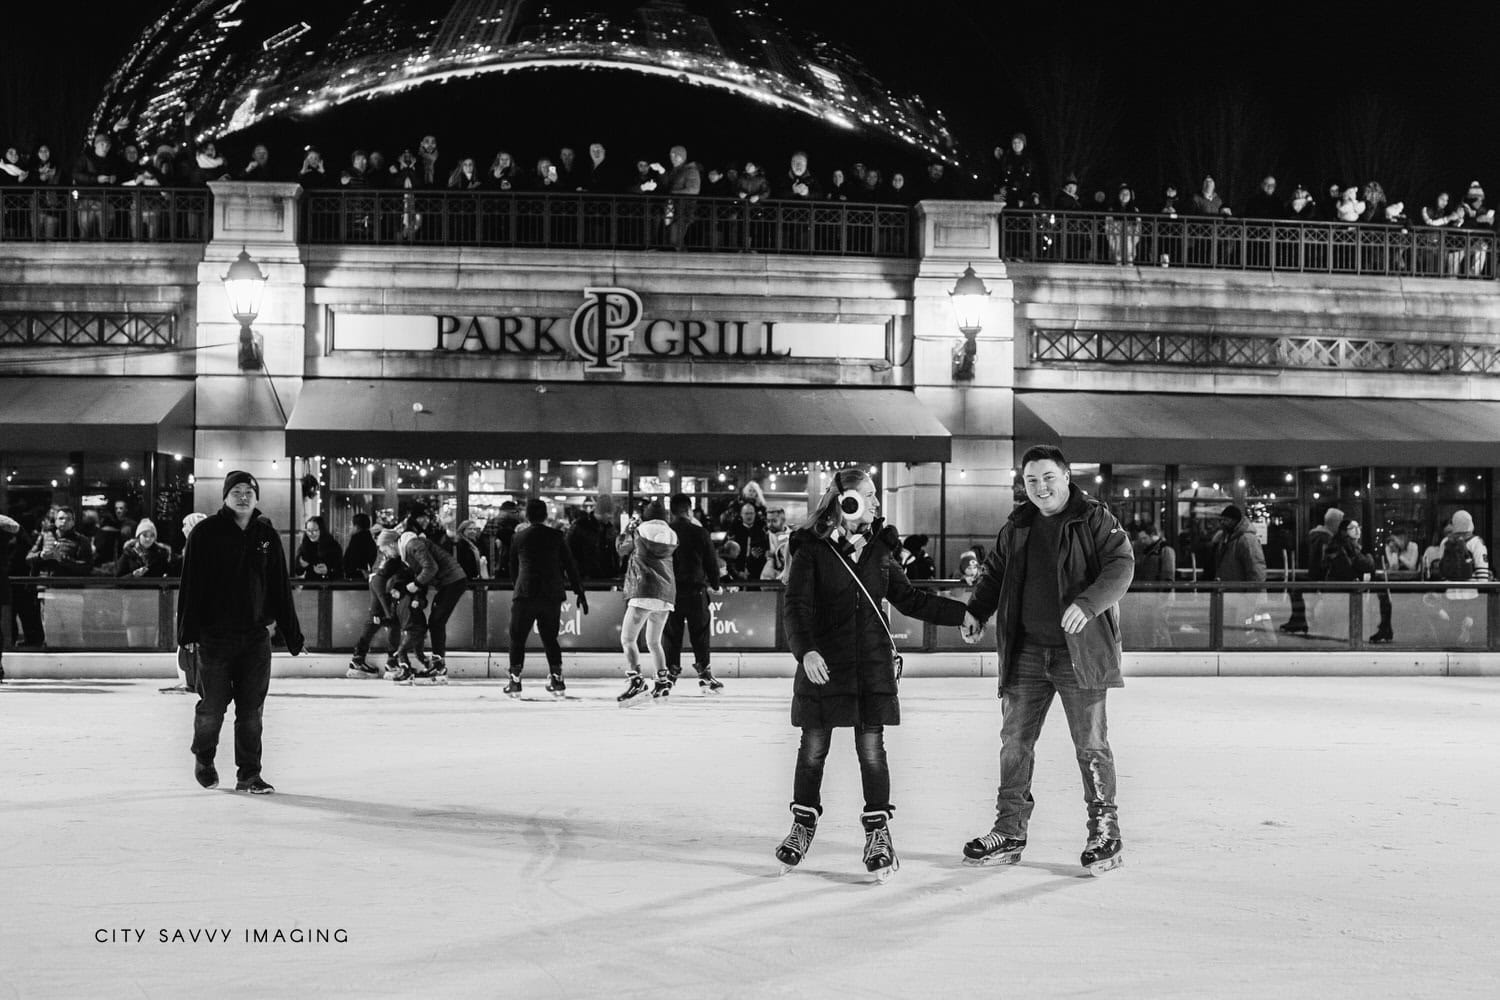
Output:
[777,468,967,881]
[615,500,677,705]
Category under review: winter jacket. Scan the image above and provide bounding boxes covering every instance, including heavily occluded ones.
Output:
[368,555,406,620]
[176,506,304,650]
[398,533,467,590]
[343,529,378,580]
[618,520,677,604]
[296,534,344,580]
[568,516,619,580]
[669,516,721,592]
[510,522,584,602]
[440,534,485,579]
[1214,520,1267,582]
[784,523,966,728]
[26,527,94,577]
[1322,536,1374,582]
[115,539,172,578]
[967,486,1134,694]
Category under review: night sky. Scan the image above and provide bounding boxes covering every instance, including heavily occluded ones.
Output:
[3,1,1498,209]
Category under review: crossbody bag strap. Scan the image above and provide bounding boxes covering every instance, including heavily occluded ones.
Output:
[826,539,901,661]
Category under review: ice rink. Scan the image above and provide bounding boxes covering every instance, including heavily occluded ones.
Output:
[2,673,1496,999]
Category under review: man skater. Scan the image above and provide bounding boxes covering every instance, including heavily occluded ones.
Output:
[660,493,724,697]
[960,444,1133,874]
[177,471,304,793]
[507,499,588,698]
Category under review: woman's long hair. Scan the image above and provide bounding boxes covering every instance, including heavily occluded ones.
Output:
[799,467,870,540]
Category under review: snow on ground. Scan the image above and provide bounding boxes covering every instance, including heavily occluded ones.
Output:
[1,674,1496,1000]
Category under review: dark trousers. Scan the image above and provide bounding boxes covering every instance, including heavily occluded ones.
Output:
[191,629,272,781]
[425,580,468,658]
[11,583,43,644]
[662,586,711,671]
[509,596,563,673]
[793,725,890,813]
[353,614,399,661]
[994,643,1118,840]
[0,599,10,674]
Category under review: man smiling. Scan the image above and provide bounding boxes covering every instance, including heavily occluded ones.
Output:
[958,444,1134,875]
[177,471,303,793]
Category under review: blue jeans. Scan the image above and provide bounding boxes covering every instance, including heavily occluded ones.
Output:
[793,725,890,813]
[192,629,272,781]
[994,643,1119,840]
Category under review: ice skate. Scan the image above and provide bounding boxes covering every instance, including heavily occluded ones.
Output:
[962,831,1027,867]
[194,758,218,789]
[381,656,402,680]
[158,683,192,694]
[696,664,724,695]
[617,672,651,706]
[775,803,820,874]
[411,655,448,686]
[1081,837,1123,875]
[504,672,523,699]
[861,809,899,883]
[389,660,415,685]
[346,655,381,680]
[545,673,567,699]
[652,669,674,699]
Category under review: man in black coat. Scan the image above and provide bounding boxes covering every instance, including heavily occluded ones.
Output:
[0,513,17,682]
[508,499,587,698]
[661,493,724,697]
[177,471,304,793]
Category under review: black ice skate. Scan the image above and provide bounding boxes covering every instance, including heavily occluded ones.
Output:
[962,831,1027,867]
[617,672,651,706]
[545,673,567,699]
[861,809,899,883]
[382,656,402,680]
[1081,837,1123,875]
[194,758,218,789]
[346,655,381,680]
[411,655,448,686]
[389,660,415,685]
[504,672,523,698]
[775,803,821,874]
[696,664,724,694]
[652,670,674,699]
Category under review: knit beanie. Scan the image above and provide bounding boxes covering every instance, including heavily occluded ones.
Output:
[222,470,259,500]
[182,512,208,535]
[1451,510,1475,534]
[1220,504,1243,525]
[134,518,157,538]
[643,500,668,522]
[1322,508,1344,532]
[377,529,402,549]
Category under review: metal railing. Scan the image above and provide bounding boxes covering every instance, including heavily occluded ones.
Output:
[301,189,914,257]
[0,186,213,243]
[999,209,1498,281]
[8,578,1497,655]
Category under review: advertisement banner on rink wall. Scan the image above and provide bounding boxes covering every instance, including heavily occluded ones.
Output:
[486,590,780,651]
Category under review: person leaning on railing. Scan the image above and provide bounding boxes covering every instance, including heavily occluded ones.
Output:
[115,519,171,578]
[25,507,94,577]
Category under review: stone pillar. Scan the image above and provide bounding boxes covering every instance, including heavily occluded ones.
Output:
[194,182,306,541]
[890,200,1015,574]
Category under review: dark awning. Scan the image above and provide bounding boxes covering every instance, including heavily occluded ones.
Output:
[285,380,951,462]
[0,377,195,455]
[1016,391,1500,466]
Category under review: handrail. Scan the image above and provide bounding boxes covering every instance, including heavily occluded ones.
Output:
[0,186,213,243]
[8,576,1497,654]
[999,207,1497,281]
[300,188,914,257]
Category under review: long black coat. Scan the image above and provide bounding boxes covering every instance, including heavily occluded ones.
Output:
[784,525,966,728]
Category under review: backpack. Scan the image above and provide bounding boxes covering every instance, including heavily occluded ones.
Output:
[1436,537,1476,582]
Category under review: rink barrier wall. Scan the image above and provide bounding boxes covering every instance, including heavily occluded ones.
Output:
[6,651,1500,680]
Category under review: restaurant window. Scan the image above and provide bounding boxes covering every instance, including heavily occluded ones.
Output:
[0,450,190,552]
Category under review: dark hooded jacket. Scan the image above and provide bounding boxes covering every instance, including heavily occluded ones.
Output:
[176,506,304,651]
[967,485,1133,694]
[784,521,966,728]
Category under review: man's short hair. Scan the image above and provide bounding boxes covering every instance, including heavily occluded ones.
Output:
[766,507,784,516]
[1019,444,1069,472]
[670,493,692,515]
[352,512,371,531]
[525,499,548,523]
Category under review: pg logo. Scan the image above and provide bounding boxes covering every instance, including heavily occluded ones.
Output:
[570,287,643,373]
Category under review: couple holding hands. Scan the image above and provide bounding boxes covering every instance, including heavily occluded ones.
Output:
[777,446,1133,881]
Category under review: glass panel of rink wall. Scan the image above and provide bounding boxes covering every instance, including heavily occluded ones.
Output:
[32,585,167,649]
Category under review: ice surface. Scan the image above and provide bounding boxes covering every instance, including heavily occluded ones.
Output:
[2,675,1496,999]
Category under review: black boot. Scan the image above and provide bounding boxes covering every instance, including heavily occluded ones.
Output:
[962,831,1026,866]
[775,803,821,871]
[1081,836,1123,875]
[861,808,899,882]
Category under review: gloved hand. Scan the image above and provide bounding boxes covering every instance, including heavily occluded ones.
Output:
[577,593,589,615]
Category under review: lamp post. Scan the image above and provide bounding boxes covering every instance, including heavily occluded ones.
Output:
[949,264,990,380]
[222,247,268,371]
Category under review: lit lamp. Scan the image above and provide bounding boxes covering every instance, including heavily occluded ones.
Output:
[949,264,990,380]
[222,248,268,371]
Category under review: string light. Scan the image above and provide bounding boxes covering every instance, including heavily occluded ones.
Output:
[119,461,130,470]
[65,466,75,476]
